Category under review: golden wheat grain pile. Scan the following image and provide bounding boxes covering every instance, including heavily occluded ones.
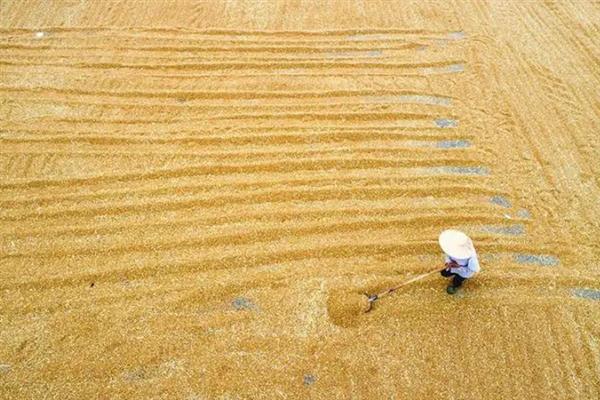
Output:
[1,1,599,399]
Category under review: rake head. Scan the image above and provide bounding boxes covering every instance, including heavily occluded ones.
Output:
[363,293,379,313]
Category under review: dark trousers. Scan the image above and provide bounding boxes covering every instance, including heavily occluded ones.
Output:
[440,269,466,287]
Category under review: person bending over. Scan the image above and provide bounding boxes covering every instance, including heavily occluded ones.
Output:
[438,229,480,294]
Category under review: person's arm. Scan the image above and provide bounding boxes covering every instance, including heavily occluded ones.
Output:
[445,256,459,268]
[441,256,452,273]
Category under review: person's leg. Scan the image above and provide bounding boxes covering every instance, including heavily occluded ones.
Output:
[446,274,466,294]
[452,274,466,288]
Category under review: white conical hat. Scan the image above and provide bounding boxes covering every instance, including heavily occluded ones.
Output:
[438,229,474,259]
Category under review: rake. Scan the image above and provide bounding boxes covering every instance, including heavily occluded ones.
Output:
[364,269,440,312]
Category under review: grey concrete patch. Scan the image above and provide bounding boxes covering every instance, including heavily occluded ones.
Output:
[437,139,470,148]
[482,224,524,235]
[446,64,465,73]
[434,118,458,128]
[0,364,11,374]
[514,254,559,266]
[232,297,256,311]
[365,94,451,106]
[448,31,466,40]
[303,374,317,386]
[400,95,451,106]
[572,288,600,300]
[436,166,489,175]
[122,368,146,382]
[490,195,512,208]
[424,64,465,74]
[517,209,531,219]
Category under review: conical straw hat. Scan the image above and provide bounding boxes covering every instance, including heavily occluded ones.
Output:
[438,229,474,260]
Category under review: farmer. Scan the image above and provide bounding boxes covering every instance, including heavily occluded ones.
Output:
[438,229,480,294]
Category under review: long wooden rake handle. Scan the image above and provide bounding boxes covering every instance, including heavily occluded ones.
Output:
[366,269,440,304]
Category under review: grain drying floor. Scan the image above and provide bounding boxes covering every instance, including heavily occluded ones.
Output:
[1,1,599,399]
